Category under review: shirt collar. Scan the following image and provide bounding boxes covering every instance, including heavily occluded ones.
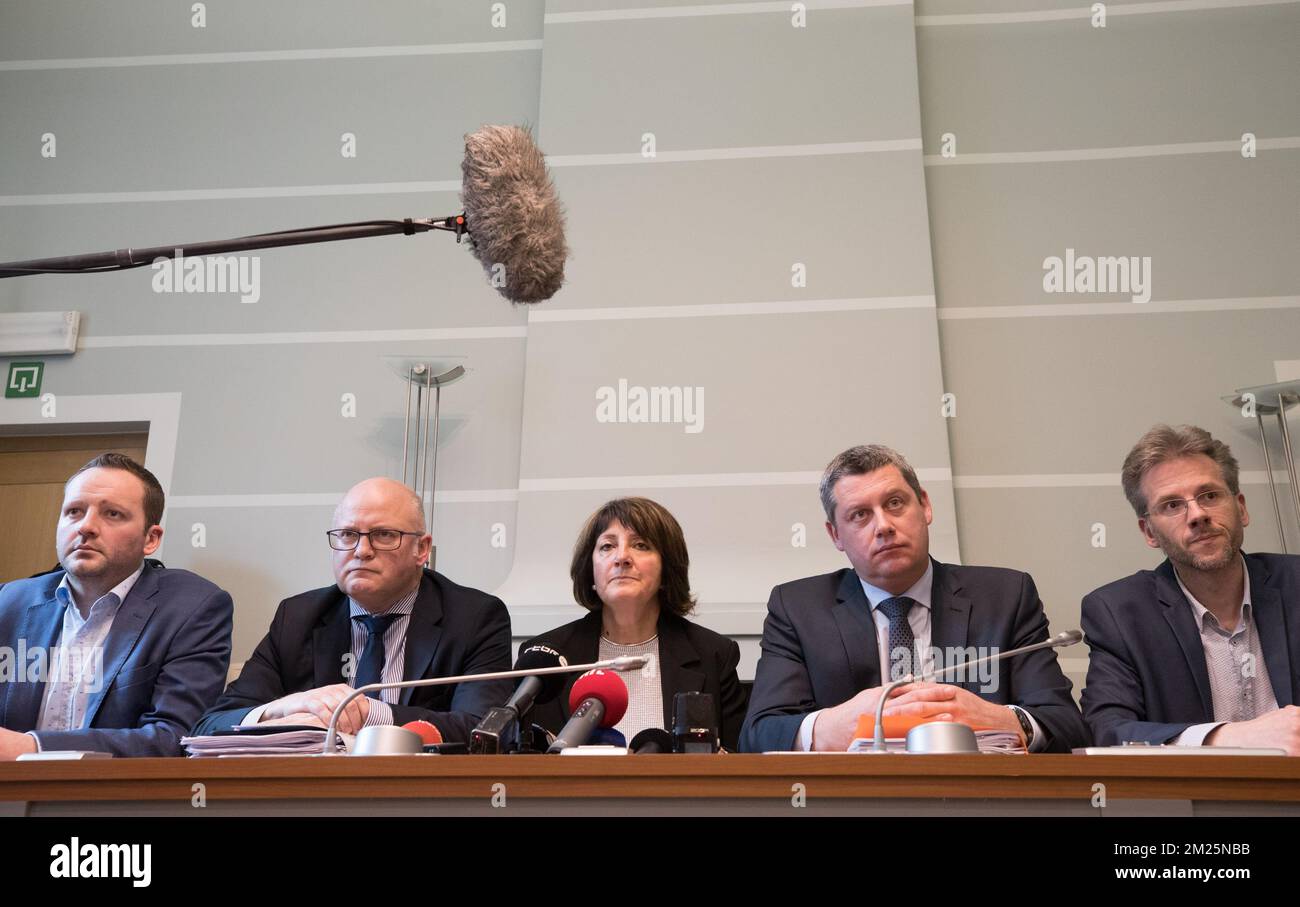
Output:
[55,563,145,618]
[1173,554,1252,633]
[348,585,418,620]
[861,558,934,612]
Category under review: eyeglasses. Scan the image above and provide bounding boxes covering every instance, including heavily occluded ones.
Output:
[1145,490,1232,520]
[326,528,421,551]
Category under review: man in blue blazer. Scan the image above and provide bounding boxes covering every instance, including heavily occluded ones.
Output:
[740,445,1087,753]
[0,454,233,758]
[193,478,513,743]
[1082,425,1300,751]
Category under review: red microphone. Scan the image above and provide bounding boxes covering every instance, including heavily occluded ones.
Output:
[401,720,443,746]
[547,670,629,752]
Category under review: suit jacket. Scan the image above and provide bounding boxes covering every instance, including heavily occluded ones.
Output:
[193,569,513,743]
[0,563,233,757]
[739,559,1089,753]
[1081,552,1300,746]
[519,610,748,752]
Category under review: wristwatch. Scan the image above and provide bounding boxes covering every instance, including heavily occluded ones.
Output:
[1008,705,1035,749]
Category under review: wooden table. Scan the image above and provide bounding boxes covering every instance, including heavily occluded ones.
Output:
[4,754,1299,816]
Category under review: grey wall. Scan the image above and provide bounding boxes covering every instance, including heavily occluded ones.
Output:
[1,0,1296,695]
[915,0,1300,688]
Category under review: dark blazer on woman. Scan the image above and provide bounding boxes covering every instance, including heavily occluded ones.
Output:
[518,610,747,751]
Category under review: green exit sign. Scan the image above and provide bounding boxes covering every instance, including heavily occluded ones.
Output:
[5,361,44,398]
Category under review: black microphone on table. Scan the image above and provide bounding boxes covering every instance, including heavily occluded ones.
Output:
[470,644,567,754]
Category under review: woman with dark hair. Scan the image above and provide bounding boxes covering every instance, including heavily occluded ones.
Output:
[517,497,747,751]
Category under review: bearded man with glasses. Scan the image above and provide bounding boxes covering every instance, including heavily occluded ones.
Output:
[193,478,512,741]
[1082,425,1300,752]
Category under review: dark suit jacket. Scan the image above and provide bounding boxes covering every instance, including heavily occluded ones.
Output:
[739,559,1089,753]
[518,610,748,752]
[193,569,513,743]
[0,563,233,757]
[1081,552,1300,746]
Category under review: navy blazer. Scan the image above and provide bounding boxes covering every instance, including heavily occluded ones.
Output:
[518,610,748,751]
[1081,552,1300,746]
[0,563,233,757]
[739,560,1089,753]
[193,569,513,743]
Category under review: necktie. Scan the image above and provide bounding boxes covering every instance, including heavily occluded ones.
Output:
[876,596,917,682]
[353,613,398,697]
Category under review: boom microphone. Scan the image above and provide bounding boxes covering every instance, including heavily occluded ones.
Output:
[460,125,567,305]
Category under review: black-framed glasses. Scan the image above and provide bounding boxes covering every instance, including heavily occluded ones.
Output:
[326,528,421,551]
[1145,490,1231,520]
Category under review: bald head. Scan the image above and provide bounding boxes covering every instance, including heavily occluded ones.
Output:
[334,477,425,533]
[330,477,431,611]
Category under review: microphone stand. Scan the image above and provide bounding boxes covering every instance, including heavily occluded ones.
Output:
[322,655,648,755]
[868,630,1083,753]
[0,216,468,278]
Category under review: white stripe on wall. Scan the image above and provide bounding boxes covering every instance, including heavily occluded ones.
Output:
[546,0,910,25]
[519,468,954,491]
[955,471,1290,489]
[924,137,1300,166]
[81,326,525,349]
[916,0,1298,27]
[0,40,543,71]
[168,488,520,509]
[530,296,935,322]
[938,297,1300,320]
[547,139,921,167]
[0,180,462,207]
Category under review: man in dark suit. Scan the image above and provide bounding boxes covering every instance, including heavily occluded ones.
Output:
[740,445,1087,753]
[0,453,233,758]
[1082,424,1300,752]
[194,477,513,742]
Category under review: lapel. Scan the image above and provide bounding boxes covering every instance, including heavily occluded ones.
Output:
[83,565,160,726]
[1155,559,1215,716]
[4,576,65,728]
[655,614,706,729]
[930,560,973,686]
[1245,554,1295,707]
[313,591,353,688]
[399,571,443,706]
[558,612,603,722]
[832,569,881,690]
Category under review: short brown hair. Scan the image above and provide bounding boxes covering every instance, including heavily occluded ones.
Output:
[820,444,925,522]
[1121,424,1240,517]
[570,497,696,616]
[67,452,166,529]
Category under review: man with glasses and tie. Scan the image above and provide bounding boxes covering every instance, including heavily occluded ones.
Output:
[739,445,1087,753]
[1082,425,1300,752]
[194,477,513,741]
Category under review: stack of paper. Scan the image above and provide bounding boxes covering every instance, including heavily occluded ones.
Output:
[182,728,351,757]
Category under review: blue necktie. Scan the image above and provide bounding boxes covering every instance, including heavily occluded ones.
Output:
[876,596,917,682]
[353,613,398,698]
